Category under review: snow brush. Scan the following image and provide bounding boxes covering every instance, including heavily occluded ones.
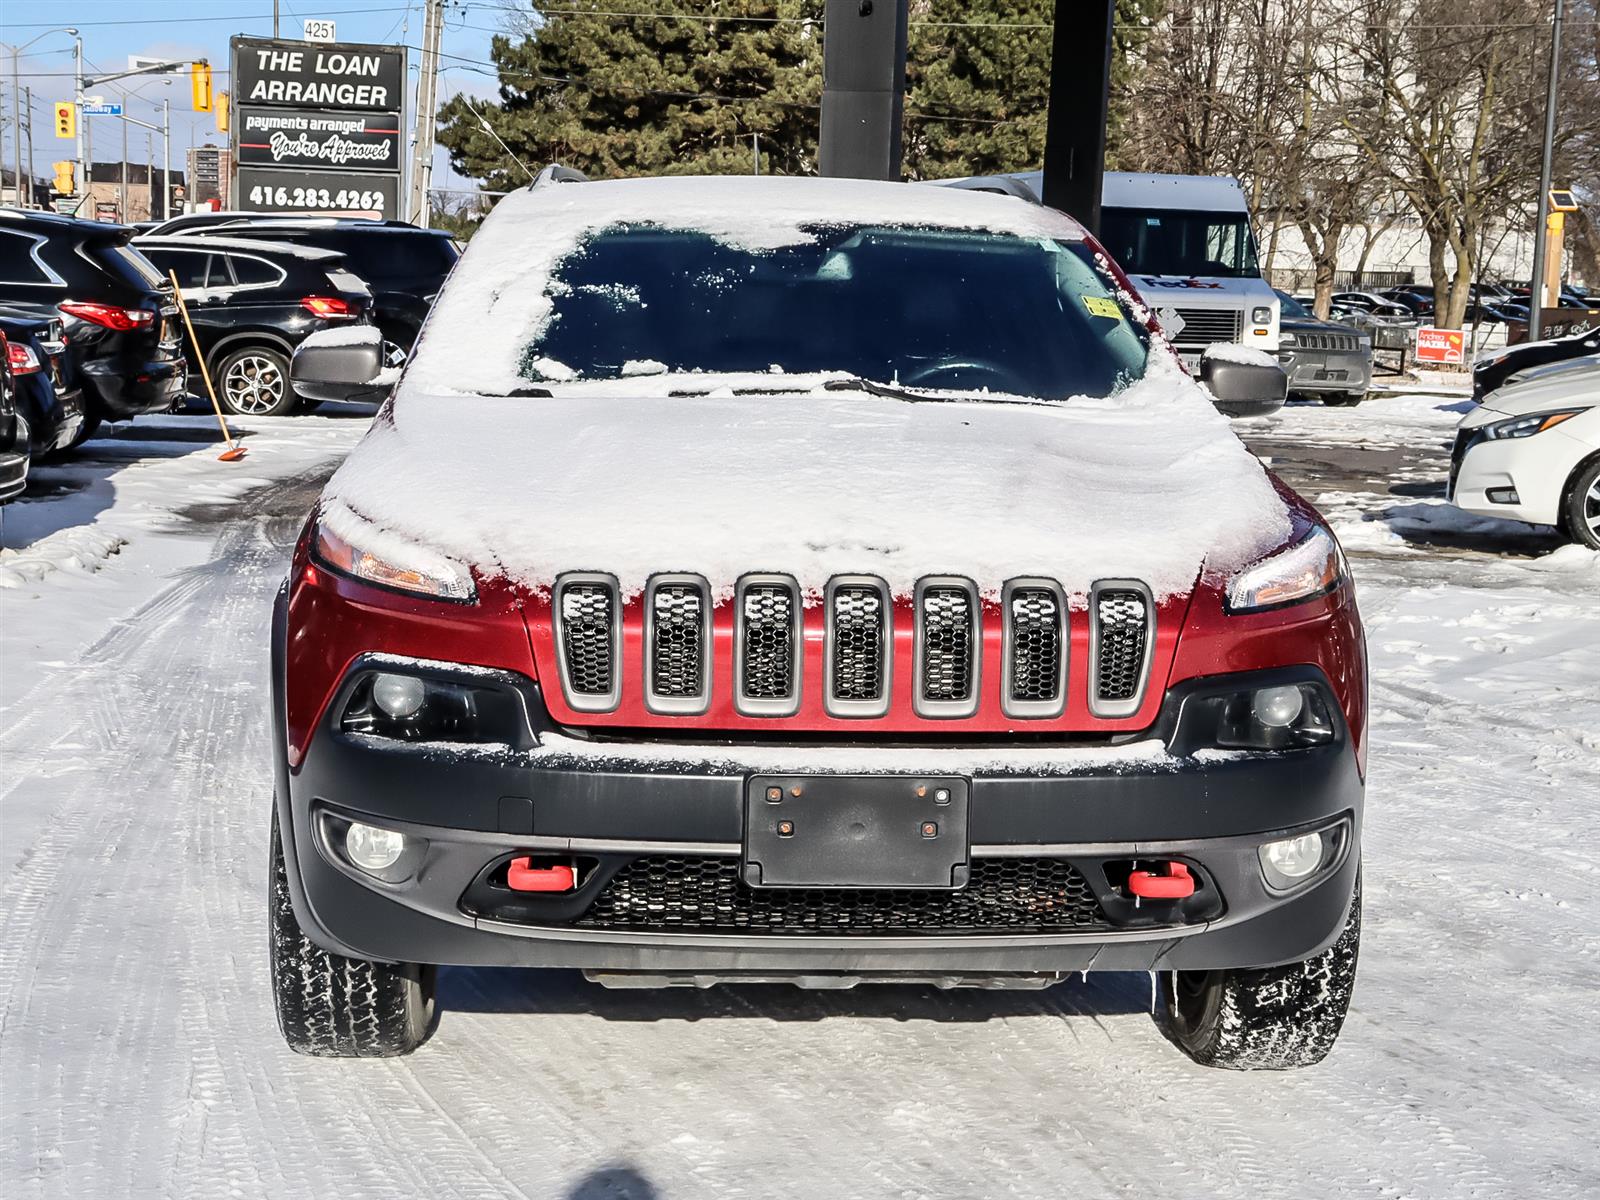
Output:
[168,270,247,462]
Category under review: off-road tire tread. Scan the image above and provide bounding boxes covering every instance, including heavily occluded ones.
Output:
[1156,885,1360,1070]
[269,809,436,1058]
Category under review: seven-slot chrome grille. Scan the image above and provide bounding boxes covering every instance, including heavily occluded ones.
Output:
[549,574,1158,720]
[1171,307,1243,346]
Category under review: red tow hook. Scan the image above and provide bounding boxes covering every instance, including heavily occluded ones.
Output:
[506,858,577,893]
[1127,861,1196,901]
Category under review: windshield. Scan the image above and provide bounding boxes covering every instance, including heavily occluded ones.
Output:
[522,225,1150,399]
[1275,291,1311,319]
[1099,207,1261,279]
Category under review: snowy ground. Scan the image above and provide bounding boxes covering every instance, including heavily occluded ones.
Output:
[2,391,1597,1199]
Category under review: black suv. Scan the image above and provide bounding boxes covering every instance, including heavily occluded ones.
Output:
[170,219,458,351]
[0,209,186,438]
[136,236,374,417]
[0,330,26,502]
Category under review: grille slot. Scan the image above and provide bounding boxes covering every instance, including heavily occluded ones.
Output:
[645,575,709,712]
[915,578,979,717]
[826,577,890,716]
[555,575,620,711]
[1090,581,1154,717]
[1004,581,1066,717]
[575,856,1108,935]
[736,577,800,714]
[1171,307,1243,346]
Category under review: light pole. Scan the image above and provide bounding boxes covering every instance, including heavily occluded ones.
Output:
[1528,0,1566,341]
[5,26,78,207]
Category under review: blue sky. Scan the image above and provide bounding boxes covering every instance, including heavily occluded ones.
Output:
[3,0,510,189]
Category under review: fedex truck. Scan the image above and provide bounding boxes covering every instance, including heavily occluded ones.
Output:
[987,172,1281,366]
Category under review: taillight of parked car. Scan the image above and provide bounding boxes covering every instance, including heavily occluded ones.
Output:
[58,300,157,332]
[301,296,357,319]
[6,341,42,375]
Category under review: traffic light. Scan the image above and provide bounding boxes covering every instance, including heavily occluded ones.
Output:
[191,62,213,112]
[51,161,75,195]
[216,91,230,133]
[53,102,75,139]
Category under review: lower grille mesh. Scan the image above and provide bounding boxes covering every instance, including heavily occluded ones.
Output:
[575,857,1108,935]
[1095,590,1149,702]
[831,586,885,702]
[559,584,615,696]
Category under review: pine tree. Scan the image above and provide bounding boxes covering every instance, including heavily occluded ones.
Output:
[438,1,1162,187]
[437,2,825,186]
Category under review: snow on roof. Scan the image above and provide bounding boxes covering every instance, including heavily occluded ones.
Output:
[405,175,1091,398]
[324,356,1292,602]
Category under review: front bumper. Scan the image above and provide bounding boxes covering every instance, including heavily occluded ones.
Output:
[275,631,1364,977]
[1448,424,1580,527]
[1280,347,1372,395]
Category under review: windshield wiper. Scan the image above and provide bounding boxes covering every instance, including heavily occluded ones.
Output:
[822,376,938,403]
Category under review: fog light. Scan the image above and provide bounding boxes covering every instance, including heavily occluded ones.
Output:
[1486,487,1520,505]
[345,821,407,873]
[1260,832,1323,886]
[371,672,426,719]
[1251,685,1305,728]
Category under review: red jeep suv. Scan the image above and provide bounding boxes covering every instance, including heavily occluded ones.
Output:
[272,174,1365,1070]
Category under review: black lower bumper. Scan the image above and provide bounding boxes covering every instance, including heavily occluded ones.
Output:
[274,630,1364,978]
[81,356,186,419]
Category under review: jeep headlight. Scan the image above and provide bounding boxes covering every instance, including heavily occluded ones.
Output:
[313,501,475,602]
[1226,526,1346,614]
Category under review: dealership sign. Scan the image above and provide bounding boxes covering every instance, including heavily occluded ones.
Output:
[230,36,405,219]
[236,105,401,169]
[1414,327,1466,365]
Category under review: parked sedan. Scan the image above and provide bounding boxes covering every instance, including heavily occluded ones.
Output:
[1326,292,1417,351]
[0,309,85,455]
[0,208,187,441]
[135,236,373,417]
[0,331,27,502]
[1274,291,1372,405]
[1450,355,1600,549]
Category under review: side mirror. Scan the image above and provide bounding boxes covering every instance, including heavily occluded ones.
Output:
[1200,345,1289,417]
[290,326,389,403]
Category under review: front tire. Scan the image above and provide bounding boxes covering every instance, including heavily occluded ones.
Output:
[1155,881,1360,1070]
[216,346,296,417]
[1562,455,1600,551]
[269,807,437,1057]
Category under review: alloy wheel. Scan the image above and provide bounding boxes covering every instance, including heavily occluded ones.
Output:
[1586,476,1600,542]
[223,354,287,415]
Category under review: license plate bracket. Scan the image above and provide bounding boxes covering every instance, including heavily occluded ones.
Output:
[743,774,970,889]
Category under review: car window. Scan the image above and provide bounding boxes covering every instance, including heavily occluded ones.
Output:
[141,247,211,289]
[228,254,282,286]
[523,225,1151,400]
[323,231,457,281]
[93,242,167,290]
[1098,207,1261,279]
[1276,292,1311,319]
[0,230,51,284]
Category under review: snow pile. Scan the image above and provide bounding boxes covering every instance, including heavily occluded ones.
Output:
[325,357,1292,600]
[0,527,125,588]
[407,175,1089,397]
[1202,343,1279,367]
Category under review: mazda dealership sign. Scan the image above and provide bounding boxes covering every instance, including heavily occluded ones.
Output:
[230,35,406,219]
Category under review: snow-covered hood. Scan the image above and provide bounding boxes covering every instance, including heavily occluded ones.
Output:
[322,361,1293,602]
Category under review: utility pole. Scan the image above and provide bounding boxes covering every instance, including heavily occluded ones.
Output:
[408,0,444,226]
[1528,0,1565,342]
[1041,0,1114,235]
[163,99,171,219]
[74,35,85,212]
[24,86,33,204]
[120,88,129,222]
[273,0,281,39]
[818,0,909,179]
